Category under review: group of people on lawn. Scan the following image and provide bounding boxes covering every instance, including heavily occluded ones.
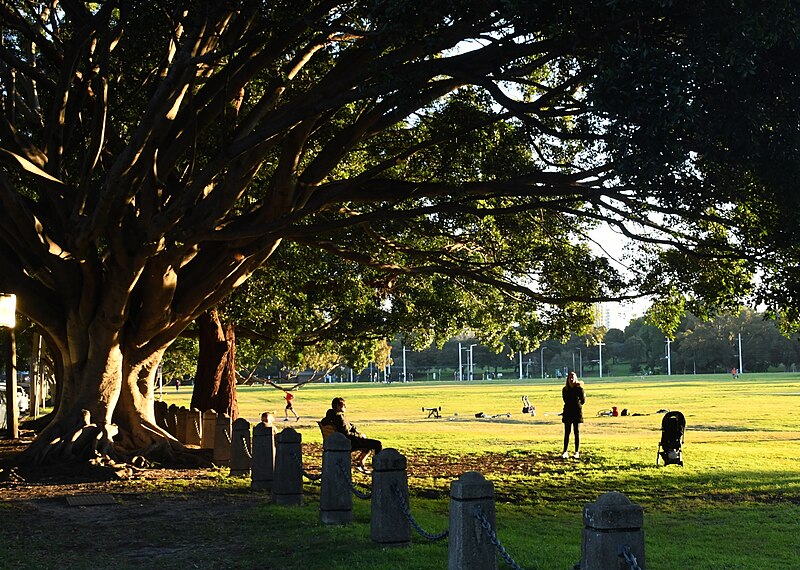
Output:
[264,371,585,472]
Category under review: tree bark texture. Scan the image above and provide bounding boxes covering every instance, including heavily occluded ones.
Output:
[191,310,240,420]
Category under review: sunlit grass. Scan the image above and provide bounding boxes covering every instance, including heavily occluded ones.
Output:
[162,373,800,510]
[133,373,800,567]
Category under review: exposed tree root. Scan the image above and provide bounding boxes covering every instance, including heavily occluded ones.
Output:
[13,411,213,474]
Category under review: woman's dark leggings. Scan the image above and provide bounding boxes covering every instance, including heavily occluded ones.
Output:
[563,422,580,452]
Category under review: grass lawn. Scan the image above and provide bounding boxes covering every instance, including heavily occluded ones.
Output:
[2,373,799,568]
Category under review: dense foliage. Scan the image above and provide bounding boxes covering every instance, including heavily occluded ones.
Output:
[1,1,799,462]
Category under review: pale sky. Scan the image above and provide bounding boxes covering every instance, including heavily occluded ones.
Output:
[589,222,650,330]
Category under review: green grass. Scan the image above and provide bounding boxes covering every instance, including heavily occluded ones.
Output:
[3,373,800,568]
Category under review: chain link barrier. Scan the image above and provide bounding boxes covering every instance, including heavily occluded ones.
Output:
[619,544,643,570]
[336,460,371,499]
[239,433,253,460]
[473,506,526,570]
[392,483,449,541]
[291,449,322,482]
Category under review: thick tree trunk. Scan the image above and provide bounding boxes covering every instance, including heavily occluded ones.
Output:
[17,323,194,466]
[190,309,239,420]
[114,347,178,449]
[19,340,125,464]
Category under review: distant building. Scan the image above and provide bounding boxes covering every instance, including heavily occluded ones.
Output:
[595,303,634,330]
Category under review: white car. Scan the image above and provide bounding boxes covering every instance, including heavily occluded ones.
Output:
[0,383,29,414]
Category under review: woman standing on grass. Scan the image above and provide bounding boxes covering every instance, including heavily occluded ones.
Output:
[561,371,585,459]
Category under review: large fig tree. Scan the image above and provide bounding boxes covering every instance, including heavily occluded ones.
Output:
[1,1,798,464]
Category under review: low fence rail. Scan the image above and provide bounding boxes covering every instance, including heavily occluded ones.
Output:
[158,408,647,570]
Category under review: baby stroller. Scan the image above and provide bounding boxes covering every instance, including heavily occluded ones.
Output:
[657,411,685,466]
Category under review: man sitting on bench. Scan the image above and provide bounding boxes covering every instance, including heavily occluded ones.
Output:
[320,396,382,473]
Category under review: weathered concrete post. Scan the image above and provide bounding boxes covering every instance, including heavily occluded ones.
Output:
[176,407,188,444]
[201,409,217,449]
[154,400,169,431]
[212,412,232,466]
[230,418,252,477]
[581,492,645,570]
[320,432,353,524]
[273,427,303,505]
[167,404,179,437]
[448,471,496,570]
[251,421,276,490]
[371,448,410,547]
[185,408,202,446]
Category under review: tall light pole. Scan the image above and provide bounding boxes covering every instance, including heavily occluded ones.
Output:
[577,348,583,378]
[597,341,605,378]
[738,333,744,374]
[518,351,523,380]
[1,293,18,439]
[458,342,463,381]
[469,344,477,381]
[402,345,407,382]
[540,346,547,379]
[665,339,672,376]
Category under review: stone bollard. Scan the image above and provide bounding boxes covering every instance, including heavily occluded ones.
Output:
[448,471,496,570]
[273,427,303,505]
[201,409,217,449]
[213,413,232,466]
[154,400,169,431]
[176,407,188,444]
[185,408,202,446]
[371,448,410,547]
[251,421,276,490]
[581,492,645,570]
[320,432,353,525]
[230,418,252,476]
[167,404,179,437]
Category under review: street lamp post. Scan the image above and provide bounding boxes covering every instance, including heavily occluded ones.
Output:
[540,346,547,379]
[665,339,672,376]
[597,341,605,378]
[468,344,477,381]
[1,293,18,439]
[402,345,407,382]
[738,332,744,374]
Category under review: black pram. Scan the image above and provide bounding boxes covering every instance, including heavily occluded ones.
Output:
[657,411,685,466]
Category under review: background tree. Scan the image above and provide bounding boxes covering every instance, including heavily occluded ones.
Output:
[2,1,799,466]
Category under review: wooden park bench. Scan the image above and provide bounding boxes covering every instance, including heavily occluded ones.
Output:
[318,420,336,440]
[317,420,376,473]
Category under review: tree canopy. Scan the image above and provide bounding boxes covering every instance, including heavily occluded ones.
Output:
[1,0,799,464]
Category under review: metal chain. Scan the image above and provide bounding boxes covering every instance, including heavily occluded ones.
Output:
[473,506,525,570]
[239,433,253,459]
[619,544,643,570]
[224,428,232,445]
[193,419,201,439]
[290,448,322,481]
[336,460,371,499]
[392,483,449,541]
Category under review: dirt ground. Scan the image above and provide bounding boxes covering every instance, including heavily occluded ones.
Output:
[0,431,499,568]
[0,434,209,499]
[0,431,538,502]
[0,431,491,516]
[0,427,543,560]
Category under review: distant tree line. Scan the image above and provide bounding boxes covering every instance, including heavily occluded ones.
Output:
[126,307,800,383]
[384,308,800,379]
